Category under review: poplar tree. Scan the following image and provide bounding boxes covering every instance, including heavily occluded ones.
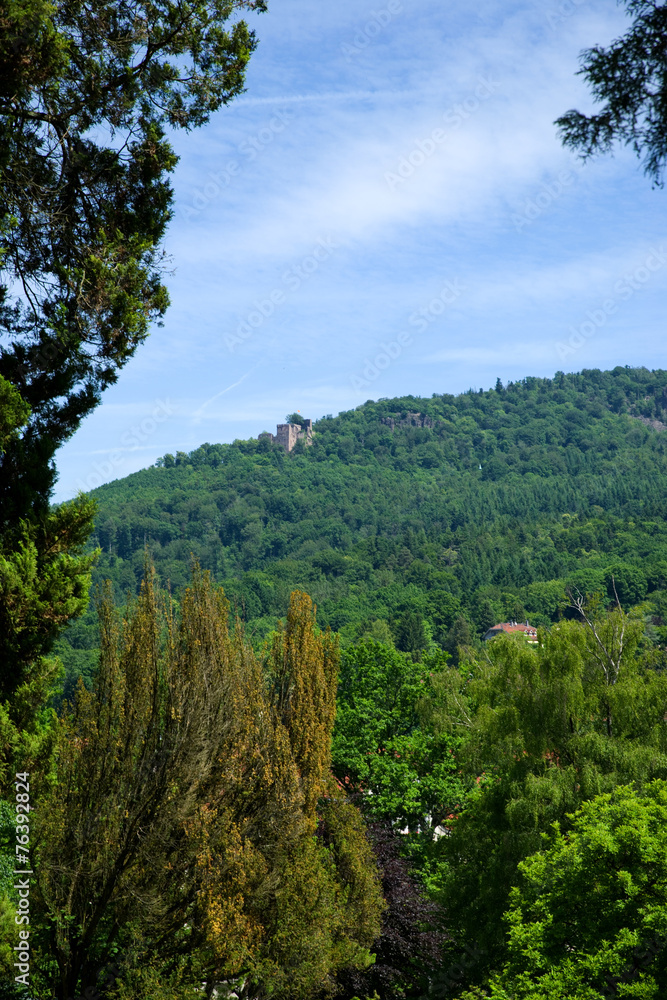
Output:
[268,590,338,818]
[25,570,383,999]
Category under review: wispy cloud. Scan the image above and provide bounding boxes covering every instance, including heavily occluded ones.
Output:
[192,362,263,422]
[53,0,662,501]
[235,88,435,106]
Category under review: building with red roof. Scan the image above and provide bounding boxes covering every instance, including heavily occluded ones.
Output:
[483,621,538,643]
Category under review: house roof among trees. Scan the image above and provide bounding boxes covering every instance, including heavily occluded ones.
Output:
[483,621,538,641]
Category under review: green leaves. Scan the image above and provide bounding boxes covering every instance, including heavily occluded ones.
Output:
[433,609,667,986]
[27,569,382,998]
[0,374,29,454]
[490,783,667,998]
[333,640,465,836]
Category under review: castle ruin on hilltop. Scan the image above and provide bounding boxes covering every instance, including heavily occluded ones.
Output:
[260,418,313,453]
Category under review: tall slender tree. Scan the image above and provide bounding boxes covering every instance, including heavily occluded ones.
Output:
[268,591,339,818]
[25,569,382,998]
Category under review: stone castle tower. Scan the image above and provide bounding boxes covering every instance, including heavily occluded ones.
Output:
[259,418,313,453]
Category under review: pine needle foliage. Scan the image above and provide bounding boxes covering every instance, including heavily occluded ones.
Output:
[0,0,266,713]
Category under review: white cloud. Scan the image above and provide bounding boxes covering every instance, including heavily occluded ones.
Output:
[53,0,664,500]
[425,344,557,365]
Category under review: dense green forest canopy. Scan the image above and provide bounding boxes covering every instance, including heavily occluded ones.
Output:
[55,366,667,687]
[7,365,667,998]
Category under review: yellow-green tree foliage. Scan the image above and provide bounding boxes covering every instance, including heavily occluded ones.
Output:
[28,567,382,1000]
[268,590,338,818]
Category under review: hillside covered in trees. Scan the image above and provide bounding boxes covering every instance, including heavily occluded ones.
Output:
[6,0,667,992]
[39,364,667,997]
[8,368,667,997]
[59,366,667,684]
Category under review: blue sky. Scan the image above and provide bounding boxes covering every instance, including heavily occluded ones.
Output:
[54,0,667,500]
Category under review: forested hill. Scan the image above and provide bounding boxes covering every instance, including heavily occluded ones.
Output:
[68,366,667,668]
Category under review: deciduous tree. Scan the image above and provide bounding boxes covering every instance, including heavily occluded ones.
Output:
[484,783,667,999]
[333,640,466,838]
[331,820,445,1000]
[28,570,382,999]
[432,609,667,985]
